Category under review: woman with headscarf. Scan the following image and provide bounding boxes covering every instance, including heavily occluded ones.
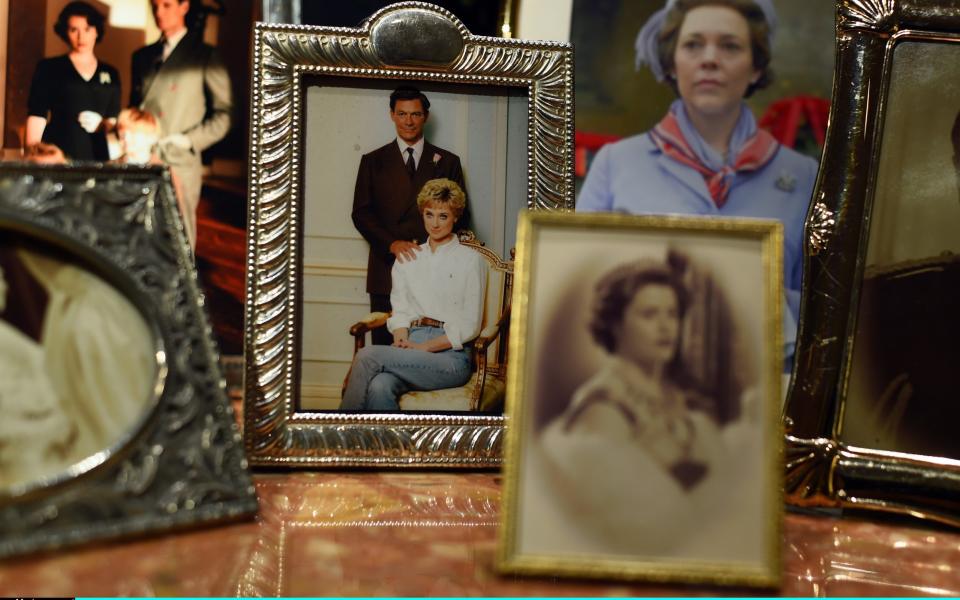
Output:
[25,1,121,161]
[577,0,817,363]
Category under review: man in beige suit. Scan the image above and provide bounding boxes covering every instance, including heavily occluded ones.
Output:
[130,0,232,248]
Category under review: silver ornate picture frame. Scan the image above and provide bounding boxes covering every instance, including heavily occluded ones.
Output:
[785,0,960,527]
[499,212,784,587]
[0,163,257,558]
[244,2,573,467]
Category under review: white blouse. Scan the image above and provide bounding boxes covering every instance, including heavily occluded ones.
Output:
[387,237,487,349]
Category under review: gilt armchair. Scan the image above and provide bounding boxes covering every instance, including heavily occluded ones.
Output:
[344,231,513,412]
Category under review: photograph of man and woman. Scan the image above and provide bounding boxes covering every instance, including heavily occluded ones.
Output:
[510,221,777,570]
[573,0,833,371]
[0,235,156,490]
[20,0,234,251]
[299,80,526,412]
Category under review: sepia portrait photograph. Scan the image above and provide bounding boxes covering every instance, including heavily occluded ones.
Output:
[298,77,527,414]
[842,38,960,463]
[500,212,782,586]
[0,229,159,493]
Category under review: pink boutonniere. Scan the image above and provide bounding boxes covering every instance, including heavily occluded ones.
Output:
[432,153,441,165]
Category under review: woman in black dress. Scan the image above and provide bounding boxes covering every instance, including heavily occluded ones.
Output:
[25,1,120,161]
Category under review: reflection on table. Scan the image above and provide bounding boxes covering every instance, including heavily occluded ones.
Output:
[1,472,959,596]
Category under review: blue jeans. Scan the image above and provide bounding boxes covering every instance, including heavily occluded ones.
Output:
[340,326,472,410]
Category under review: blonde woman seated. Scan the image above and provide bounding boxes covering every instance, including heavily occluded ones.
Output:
[340,178,486,411]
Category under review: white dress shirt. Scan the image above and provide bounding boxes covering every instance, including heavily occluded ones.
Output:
[395,137,425,169]
[387,237,487,349]
[162,28,189,61]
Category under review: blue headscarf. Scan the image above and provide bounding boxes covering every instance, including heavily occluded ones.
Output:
[634,0,778,82]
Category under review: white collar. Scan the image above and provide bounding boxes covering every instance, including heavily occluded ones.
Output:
[395,137,425,158]
[421,235,459,254]
[162,28,189,59]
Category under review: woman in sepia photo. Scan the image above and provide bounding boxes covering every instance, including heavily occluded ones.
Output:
[577,0,816,363]
[528,252,762,558]
[340,178,486,411]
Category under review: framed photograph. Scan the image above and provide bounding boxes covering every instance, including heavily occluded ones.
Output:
[499,211,783,587]
[244,2,573,467]
[0,163,257,558]
[785,0,960,527]
[569,0,835,172]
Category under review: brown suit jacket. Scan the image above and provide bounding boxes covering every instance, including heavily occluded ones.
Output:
[352,140,465,295]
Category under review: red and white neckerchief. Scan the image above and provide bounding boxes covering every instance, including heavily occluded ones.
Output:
[649,108,779,208]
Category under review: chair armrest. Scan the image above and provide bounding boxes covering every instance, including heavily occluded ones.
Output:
[470,307,510,351]
[349,312,390,336]
[349,311,390,355]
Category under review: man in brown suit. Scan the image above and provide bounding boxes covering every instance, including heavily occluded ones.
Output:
[352,86,466,344]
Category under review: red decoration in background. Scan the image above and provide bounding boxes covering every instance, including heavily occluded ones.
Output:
[757,95,831,148]
[575,131,621,177]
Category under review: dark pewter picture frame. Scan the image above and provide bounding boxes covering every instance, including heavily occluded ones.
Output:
[244,2,573,467]
[785,0,960,527]
[0,163,257,558]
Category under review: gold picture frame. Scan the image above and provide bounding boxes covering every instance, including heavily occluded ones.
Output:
[0,163,257,558]
[243,2,573,467]
[499,211,783,587]
[785,0,960,527]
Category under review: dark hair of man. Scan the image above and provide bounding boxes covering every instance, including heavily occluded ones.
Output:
[54,1,107,44]
[390,85,431,113]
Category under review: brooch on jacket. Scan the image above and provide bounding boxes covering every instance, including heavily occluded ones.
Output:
[775,171,797,192]
[99,71,112,85]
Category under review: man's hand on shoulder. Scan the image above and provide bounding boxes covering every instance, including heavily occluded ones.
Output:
[390,240,420,263]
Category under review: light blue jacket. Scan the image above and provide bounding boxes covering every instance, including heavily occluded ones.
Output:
[577,132,818,357]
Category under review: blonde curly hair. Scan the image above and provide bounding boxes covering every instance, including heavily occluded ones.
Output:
[416,178,466,219]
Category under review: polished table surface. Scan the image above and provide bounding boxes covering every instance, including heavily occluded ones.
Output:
[1,472,959,597]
